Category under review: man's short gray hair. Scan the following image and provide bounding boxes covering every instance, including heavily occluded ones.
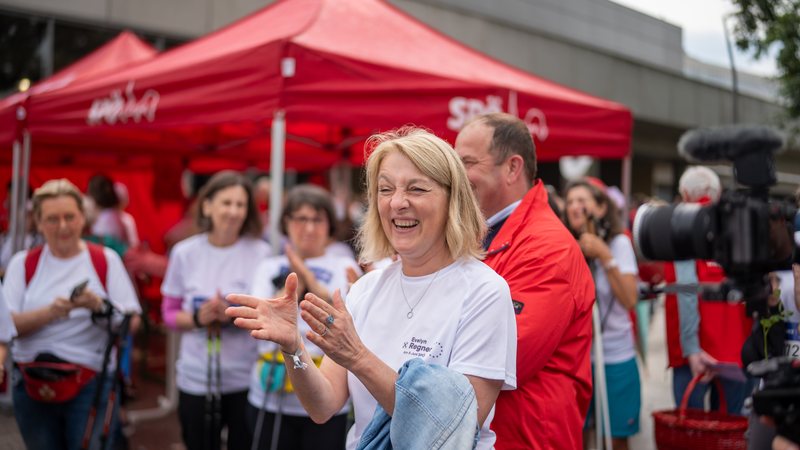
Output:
[678,166,721,203]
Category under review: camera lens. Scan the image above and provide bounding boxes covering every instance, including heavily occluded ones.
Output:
[633,203,715,261]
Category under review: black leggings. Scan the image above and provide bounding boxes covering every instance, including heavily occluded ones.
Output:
[178,389,251,450]
[245,402,348,450]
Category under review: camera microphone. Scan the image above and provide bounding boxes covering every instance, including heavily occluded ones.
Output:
[678,125,784,162]
[678,125,784,190]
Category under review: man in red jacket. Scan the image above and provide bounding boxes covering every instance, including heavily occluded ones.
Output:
[455,113,596,450]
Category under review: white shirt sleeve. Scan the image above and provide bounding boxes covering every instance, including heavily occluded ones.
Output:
[448,272,517,389]
[161,245,185,299]
[103,247,142,314]
[2,251,28,313]
[610,234,638,276]
[0,287,16,342]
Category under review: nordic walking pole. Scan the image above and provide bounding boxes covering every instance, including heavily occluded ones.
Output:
[592,303,612,450]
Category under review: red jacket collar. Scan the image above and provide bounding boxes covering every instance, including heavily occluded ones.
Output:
[486,180,548,255]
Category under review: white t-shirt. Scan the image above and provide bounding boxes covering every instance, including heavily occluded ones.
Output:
[591,234,639,364]
[247,254,359,416]
[775,270,800,360]
[0,287,16,343]
[3,245,141,370]
[120,211,140,248]
[344,258,517,450]
[92,209,127,244]
[161,234,271,395]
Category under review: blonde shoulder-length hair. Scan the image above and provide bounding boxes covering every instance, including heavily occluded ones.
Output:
[357,127,486,264]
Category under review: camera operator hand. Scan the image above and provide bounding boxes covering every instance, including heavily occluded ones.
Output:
[687,350,718,382]
[759,417,800,450]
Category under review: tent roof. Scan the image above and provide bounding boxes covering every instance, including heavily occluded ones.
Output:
[24,0,632,165]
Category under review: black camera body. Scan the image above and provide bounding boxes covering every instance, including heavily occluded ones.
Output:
[633,125,798,445]
[633,125,794,315]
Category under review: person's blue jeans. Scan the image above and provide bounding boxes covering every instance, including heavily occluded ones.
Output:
[12,366,119,450]
[672,364,753,415]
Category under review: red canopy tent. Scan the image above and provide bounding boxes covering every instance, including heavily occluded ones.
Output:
[21,0,631,162]
[13,0,633,247]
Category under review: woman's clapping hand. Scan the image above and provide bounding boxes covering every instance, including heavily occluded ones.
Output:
[300,290,367,371]
[226,273,302,352]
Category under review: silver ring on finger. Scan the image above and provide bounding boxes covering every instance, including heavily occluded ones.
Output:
[326,314,334,326]
[319,325,328,337]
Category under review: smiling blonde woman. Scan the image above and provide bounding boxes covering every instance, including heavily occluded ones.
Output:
[228,127,517,450]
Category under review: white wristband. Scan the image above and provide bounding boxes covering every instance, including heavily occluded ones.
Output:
[603,258,618,271]
[282,347,308,370]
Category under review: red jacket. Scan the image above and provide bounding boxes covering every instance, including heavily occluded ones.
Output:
[664,259,752,367]
[486,181,595,450]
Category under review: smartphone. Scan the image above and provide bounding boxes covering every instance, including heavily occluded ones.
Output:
[69,280,89,302]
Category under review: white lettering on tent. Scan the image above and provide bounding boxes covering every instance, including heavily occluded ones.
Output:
[87,81,160,126]
[446,93,549,142]
[447,95,503,131]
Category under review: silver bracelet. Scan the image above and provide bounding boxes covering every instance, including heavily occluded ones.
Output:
[282,347,308,370]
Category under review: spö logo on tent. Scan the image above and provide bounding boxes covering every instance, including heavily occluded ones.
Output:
[447,92,549,143]
[87,81,160,126]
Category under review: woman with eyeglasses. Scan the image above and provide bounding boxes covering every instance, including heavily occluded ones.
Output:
[3,178,141,450]
[246,184,359,450]
[160,171,270,450]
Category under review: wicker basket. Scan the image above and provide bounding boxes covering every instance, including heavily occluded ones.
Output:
[652,374,747,450]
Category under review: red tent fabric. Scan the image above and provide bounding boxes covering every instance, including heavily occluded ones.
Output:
[0,31,157,147]
[22,0,631,168]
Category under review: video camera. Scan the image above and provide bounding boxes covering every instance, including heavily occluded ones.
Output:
[632,125,798,445]
[633,125,795,316]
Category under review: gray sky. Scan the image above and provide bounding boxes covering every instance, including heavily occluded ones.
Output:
[611,0,778,76]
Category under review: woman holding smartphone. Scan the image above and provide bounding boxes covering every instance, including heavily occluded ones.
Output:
[3,178,141,450]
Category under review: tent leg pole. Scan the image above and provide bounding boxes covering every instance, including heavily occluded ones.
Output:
[621,155,632,228]
[9,138,21,257]
[269,111,286,255]
[16,130,31,252]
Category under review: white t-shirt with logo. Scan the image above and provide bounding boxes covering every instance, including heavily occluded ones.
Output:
[344,258,517,450]
[591,234,639,364]
[247,254,359,416]
[0,287,17,343]
[3,245,141,371]
[161,234,270,395]
[775,270,800,360]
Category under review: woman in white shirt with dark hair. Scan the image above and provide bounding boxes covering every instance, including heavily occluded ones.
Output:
[161,170,270,450]
[564,179,640,450]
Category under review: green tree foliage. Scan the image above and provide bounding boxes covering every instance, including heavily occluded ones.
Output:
[731,0,800,117]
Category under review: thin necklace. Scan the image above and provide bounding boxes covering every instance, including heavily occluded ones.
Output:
[399,269,441,319]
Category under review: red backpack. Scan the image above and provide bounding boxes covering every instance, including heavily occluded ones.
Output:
[24,242,108,289]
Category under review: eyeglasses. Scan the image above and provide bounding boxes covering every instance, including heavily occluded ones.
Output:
[41,213,79,227]
[288,215,327,227]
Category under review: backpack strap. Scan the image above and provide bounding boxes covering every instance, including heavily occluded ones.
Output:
[85,242,108,291]
[24,246,44,286]
[24,242,108,291]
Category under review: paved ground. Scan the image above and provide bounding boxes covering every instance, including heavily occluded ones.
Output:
[0,299,675,450]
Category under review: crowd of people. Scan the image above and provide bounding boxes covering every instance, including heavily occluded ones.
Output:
[0,112,798,450]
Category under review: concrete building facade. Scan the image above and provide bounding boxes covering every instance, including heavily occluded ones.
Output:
[0,0,796,196]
